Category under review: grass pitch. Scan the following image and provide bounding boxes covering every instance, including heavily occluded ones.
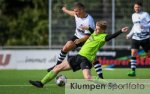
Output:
[0,68,150,94]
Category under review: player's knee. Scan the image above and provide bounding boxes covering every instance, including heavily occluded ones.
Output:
[131,50,138,57]
[84,75,92,80]
[53,65,63,73]
[62,47,69,52]
[131,51,138,57]
[62,41,75,52]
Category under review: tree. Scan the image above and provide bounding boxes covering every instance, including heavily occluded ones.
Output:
[0,0,48,46]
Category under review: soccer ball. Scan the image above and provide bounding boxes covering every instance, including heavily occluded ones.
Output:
[55,75,67,87]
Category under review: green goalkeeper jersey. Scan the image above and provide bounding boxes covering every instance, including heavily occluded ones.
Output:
[79,32,107,62]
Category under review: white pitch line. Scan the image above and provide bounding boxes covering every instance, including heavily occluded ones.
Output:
[0,85,32,87]
[0,84,56,87]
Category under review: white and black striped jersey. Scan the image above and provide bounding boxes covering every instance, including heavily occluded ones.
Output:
[74,14,95,39]
[127,12,150,40]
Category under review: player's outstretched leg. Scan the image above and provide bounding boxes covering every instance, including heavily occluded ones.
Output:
[29,71,57,88]
[30,60,70,88]
[47,50,67,72]
[47,66,55,72]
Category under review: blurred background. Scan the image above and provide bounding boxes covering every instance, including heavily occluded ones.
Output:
[0,0,149,49]
[0,0,150,70]
[0,1,150,94]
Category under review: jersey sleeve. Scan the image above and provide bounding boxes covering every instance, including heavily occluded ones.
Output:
[89,16,95,29]
[105,30,122,41]
[132,14,135,23]
[88,27,94,33]
[127,26,134,39]
[84,30,91,35]
[145,12,150,22]
[84,15,95,35]
[143,12,150,28]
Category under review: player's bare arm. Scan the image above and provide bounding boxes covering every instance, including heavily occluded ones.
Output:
[62,6,75,16]
[74,35,90,44]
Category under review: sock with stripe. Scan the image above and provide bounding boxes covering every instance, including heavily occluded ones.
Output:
[130,56,136,72]
[93,61,103,79]
[56,50,67,65]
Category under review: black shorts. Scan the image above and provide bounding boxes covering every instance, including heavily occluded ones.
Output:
[69,36,85,47]
[68,55,92,72]
[131,38,150,52]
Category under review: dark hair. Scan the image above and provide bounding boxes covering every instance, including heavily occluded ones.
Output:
[73,2,85,9]
[134,0,143,7]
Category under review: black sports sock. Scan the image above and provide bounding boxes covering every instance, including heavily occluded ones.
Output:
[132,68,135,71]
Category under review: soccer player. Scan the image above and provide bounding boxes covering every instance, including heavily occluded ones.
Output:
[29,20,128,88]
[126,1,150,76]
[47,2,95,72]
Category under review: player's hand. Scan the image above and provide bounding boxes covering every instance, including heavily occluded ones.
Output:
[74,39,81,44]
[62,6,67,11]
[121,27,128,32]
[61,4,75,16]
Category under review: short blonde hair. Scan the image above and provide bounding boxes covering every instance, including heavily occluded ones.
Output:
[96,20,107,30]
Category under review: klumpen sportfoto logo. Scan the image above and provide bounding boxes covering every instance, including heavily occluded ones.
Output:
[69,82,145,91]
[65,79,149,94]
